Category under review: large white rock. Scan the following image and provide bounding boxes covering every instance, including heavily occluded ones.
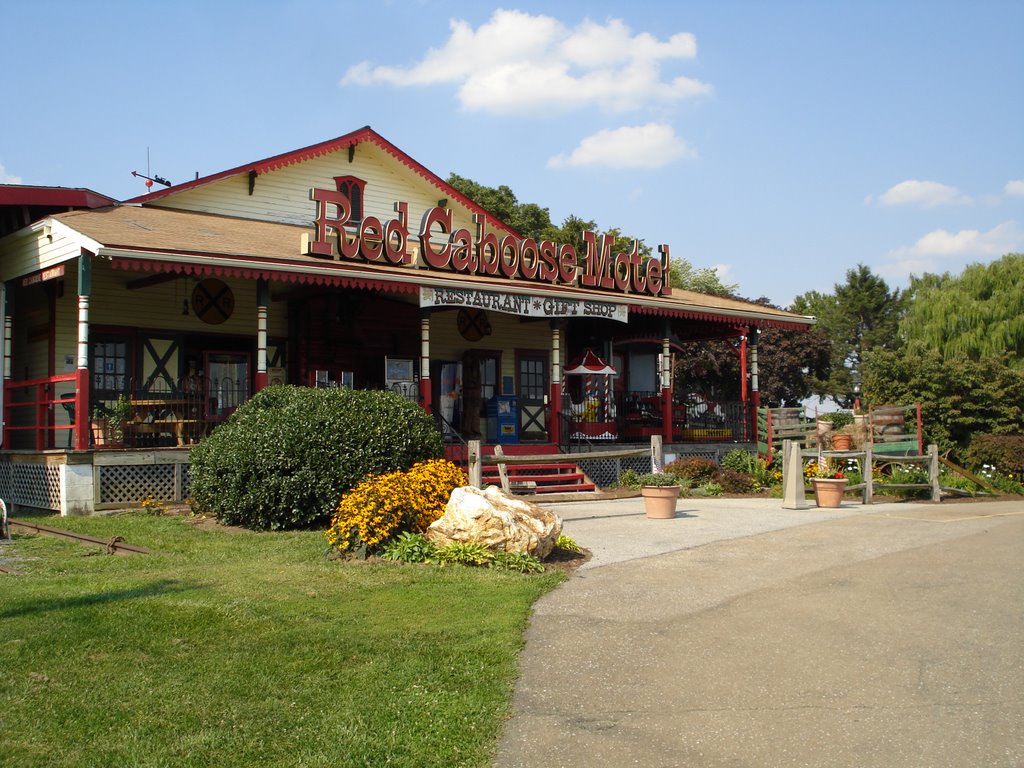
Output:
[427,486,562,559]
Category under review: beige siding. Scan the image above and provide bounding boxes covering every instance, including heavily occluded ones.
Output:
[86,259,288,338]
[147,144,480,244]
[0,227,83,282]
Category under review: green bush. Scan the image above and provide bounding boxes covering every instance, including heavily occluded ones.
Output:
[697,481,723,497]
[435,541,494,567]
[721,448,756,474]
[491,551,545,574]
[616,468,642,488]
[665,456,719,483]
[964,434,1024,479]
[380,532,439,563]
[189,385,443,530]
[555,534,582,553]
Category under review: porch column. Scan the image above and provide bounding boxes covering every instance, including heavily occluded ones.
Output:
[255,279,269,391]
[749,327,761,442]
[739,330,749,442]
[74,252,92,450]
[2,287,9,382]
[1,284,8,449]
[549,321,562,445]
[419,309,432,413]
[660,325,672,442]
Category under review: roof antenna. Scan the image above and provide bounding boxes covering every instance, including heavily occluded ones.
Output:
[131,147,171,189]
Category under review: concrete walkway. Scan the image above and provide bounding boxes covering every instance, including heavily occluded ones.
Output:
[496,496,1024,767]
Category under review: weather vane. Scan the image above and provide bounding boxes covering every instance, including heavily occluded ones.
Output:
[132,147,171,189]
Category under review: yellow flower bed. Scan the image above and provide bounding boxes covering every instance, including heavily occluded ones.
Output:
[325,459,467,553]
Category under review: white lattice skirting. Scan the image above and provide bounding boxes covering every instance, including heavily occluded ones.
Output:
[0,451,191,515]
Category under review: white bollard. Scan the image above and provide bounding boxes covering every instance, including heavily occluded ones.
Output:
[781,439,810,509]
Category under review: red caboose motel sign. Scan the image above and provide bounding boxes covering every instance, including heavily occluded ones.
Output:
[303,186,673,298]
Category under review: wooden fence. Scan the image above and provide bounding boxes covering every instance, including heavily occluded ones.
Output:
[467,436,662,494]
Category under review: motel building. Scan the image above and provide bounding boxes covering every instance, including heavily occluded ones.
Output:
[0,127,814,514]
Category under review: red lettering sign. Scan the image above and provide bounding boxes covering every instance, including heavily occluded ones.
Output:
[305,187,671,297]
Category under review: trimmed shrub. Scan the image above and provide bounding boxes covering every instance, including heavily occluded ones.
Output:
[665,456,719,483]
[326,459,466,554]
[189,385,444,530]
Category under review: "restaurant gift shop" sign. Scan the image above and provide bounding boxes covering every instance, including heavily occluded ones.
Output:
[303,186,672,298]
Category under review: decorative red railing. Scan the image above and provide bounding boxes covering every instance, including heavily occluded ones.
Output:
[3,374,79,450]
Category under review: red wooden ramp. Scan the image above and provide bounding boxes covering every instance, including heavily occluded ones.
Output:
[481,444,597,494]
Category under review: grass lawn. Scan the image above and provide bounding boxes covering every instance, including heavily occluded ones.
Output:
[0,512,564,767]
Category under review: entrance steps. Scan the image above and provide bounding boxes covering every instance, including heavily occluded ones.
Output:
[480,444,596,494]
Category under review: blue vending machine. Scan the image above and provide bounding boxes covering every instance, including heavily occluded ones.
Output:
[486,395,519,444]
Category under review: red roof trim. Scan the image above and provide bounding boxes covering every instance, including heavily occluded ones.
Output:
[109,256,418,296]
[629,303,808,331]
[0,185,115,208]
[121,126,519,237]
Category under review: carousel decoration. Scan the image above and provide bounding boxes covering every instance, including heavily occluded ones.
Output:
[564,349,617,440]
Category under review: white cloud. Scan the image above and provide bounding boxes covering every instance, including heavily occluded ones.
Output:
[878,180,973,208]
[880,220,1024,282]
[547,124,694,169]
[1006,180,1024,197]
[0,162,22,184]
[341,10,710,115]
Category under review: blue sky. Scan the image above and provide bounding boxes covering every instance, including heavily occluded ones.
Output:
[2,1,1022,307]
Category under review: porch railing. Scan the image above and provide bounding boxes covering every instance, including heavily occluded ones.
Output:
[564,391,752,444]
[3,374,78,450]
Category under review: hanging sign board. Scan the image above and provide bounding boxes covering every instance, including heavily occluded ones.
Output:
[21,265,65,287]
[420,286,628,323]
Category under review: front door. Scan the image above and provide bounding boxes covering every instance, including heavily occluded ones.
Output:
[517,351,547,441]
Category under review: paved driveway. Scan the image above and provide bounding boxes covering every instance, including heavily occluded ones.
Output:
[496,497,1024,767]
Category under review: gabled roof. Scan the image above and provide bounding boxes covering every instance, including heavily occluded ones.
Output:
[40,205,815,331]
[122,126,517,235]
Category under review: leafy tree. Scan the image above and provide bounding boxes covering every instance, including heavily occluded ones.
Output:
[672,299,830,408]
[669,259,738,297]
[861,345,1024,459]
[447,173,651,258]
[792,264,907,406]
[900,253,1024,368]
[756,321,832,407]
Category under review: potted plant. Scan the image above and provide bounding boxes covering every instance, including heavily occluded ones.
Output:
[90,395,131,448]
[818,411,854,450]
[808,461,848,508]
[638,472,681,519]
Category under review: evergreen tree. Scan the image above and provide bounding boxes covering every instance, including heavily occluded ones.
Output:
[792,264,907,406]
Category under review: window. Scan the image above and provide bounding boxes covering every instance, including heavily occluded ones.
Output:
[518,355,547,402]
[333,176,366,224]
[480,354,498,401]
[90,335,131,400]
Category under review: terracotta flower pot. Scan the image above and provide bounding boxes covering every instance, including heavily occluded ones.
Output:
[812,478,848,508]
[831,433,853,451]
[641,485,681,519]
